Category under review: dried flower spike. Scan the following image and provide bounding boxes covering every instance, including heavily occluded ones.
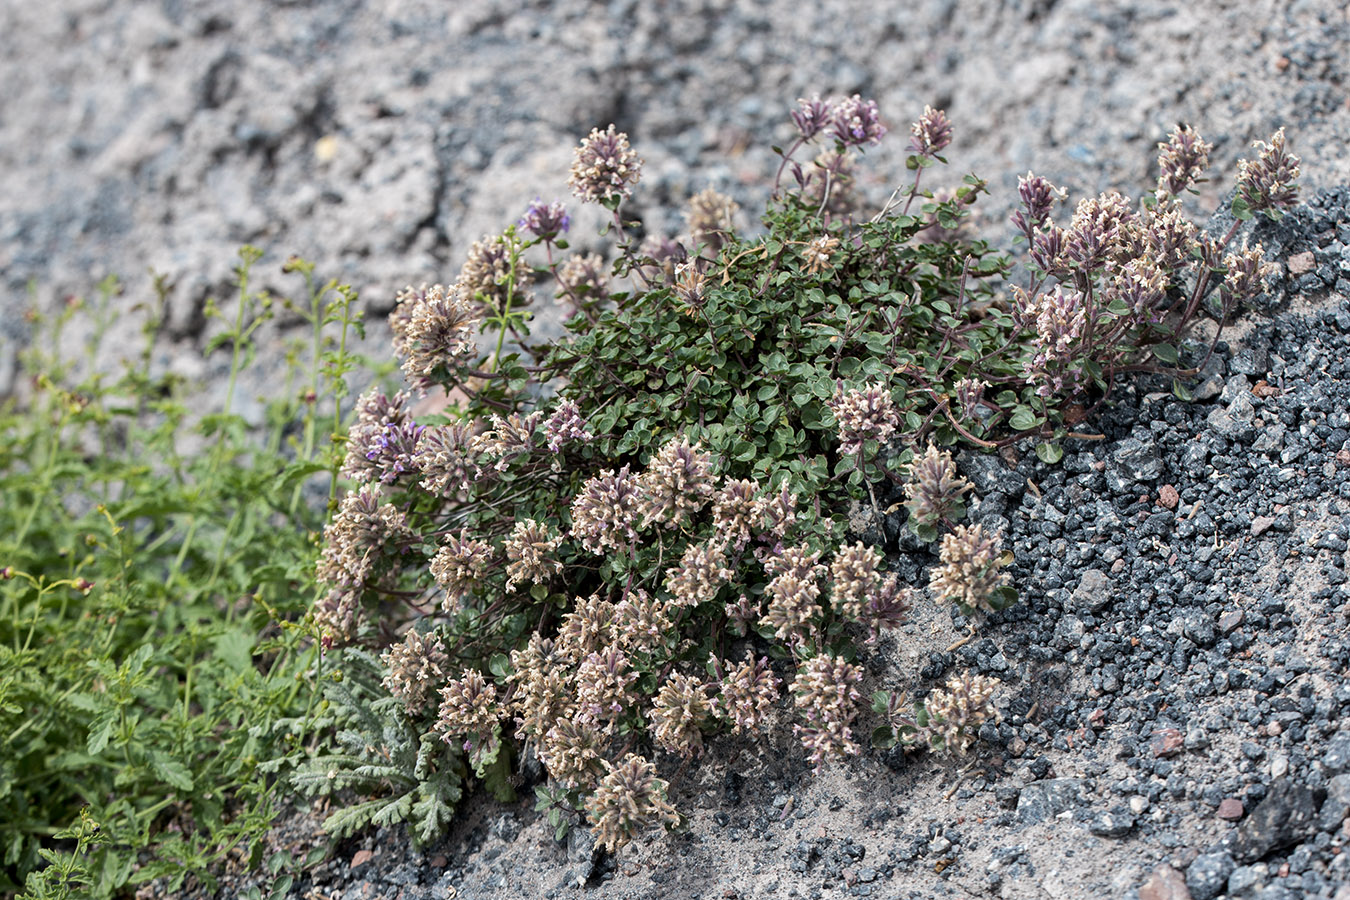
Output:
[569,125,643,205]
[801,234,841,275]
[685,187,739,253]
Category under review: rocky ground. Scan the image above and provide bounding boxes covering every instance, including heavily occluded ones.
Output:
[6,1,1350,899]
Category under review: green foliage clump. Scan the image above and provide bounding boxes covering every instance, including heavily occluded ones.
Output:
[1,251,360,898]
[308,97,1299,853]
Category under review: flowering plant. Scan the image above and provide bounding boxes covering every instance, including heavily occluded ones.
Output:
[300,95,1298,851]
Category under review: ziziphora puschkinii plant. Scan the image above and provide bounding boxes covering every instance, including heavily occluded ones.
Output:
[302,94,1299,852]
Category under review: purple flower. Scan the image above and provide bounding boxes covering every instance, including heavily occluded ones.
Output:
[518,198,570,237]
[791,94,834,141]
[1011,172,1059,241]
[830,95,886,148]
[908,105,951,157]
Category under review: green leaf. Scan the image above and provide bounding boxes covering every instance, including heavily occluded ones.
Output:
[1151,343,1179,365]
[488,653,511,680]
[1035,442,1064,464]
[87,709,116,756]
[1009,406,1039,432]
[149,753,195,791]
[1172,378,1194,402]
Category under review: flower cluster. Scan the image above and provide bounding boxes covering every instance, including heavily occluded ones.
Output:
[828,541,883,621]
[519,198,570,238]
[830,94,887,147]
[556,252,611,308]
[585,754,679,853]
[435,669,501,761]
[1219,239,1278,309]
[649,673,712,757]
[390,283,480,392]
[791,655,863,771]
[381,627,449,716]
[638,438,715,528]
[1236,127,1300,216]
[503,519,563,591]
[1155,124,1212,201]
[459,231,530,311]
[665,539,734,607]
[315,485,410,617]
[342,387,416,485]
[543,398,594,452]
[929,523,1011,615]
[908,105,952,158]
[902,444,972,537]
[412,423,477,496]
[575,645,639,730]
[923,672,999,755]
[713,654,781,734]
[828,382,901,456]
[569,466,643,554]
[1011,171,1060,240]
[1018,285,1088,398]
[430,529,492,608]
[761,545,826,644]
[569,125,643,205]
